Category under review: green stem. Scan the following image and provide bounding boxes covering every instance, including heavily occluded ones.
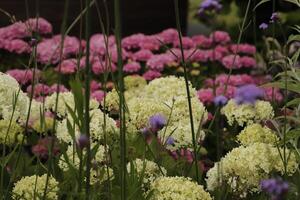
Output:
[113,0,127,199]
[174,0,200,184]
[84,0,92,198]
[42,0,70,199]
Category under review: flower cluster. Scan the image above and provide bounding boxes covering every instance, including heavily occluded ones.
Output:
[56,109,117,144]
[0,18,52,54]
[237,123,279,146]
[59,144,113,185]
[127,158,166,187]
[198,74,283,105]
[206,143,298,197]
[150,176,212,200]
[0,72,29,122]
[13,174,58,199]
[108,76,208,150]
[221,99,274,126]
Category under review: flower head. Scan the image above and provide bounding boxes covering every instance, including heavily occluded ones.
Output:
[149,114,167,133]
[261,178,289,200]
[270,12,280,23]
[76,134,90,149]
[214,95,228,106]
[235,84,264,104]
[259,23,269,30]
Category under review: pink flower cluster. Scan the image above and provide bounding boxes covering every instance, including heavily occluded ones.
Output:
[6,69,41,85]
[198,74,283,105]
[37,35,80,64]
[0,18,52,54]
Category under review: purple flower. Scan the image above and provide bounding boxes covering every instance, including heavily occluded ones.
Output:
[149,114,167,133]
[166,136,175,145]
[76,134,90,149]
[261,178,289,200]
[198,0,222,17]
[259,23,269,30]
[214,95,228,106]
[141,127,151,136]
[270,12,279,23]
[234,84,264,104]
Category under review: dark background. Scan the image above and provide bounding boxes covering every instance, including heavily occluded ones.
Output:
[0,0,188,36]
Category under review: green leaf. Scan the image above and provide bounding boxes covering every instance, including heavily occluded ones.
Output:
[283,0,300,7]
[287,98,300,107]
[253,0,271,11]
[287,34,300,44]
[263,82,300,93]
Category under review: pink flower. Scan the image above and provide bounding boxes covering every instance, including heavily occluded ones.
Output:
[139,35,162,51]
[131,49,153,61]
[109,45,128,63]
[35,96,46,102]
[6,69,40,85]
[124,61,141,73]
[253,75,272,85]
[188,49,209,62]
[230,44,256,55]
[91,90,106,103]
[263,87,283,102]
[0,22,27,40]
[90,80,101,92]
[215,45,229,55]
[25,18,52,35]
[204,78,214,87]
[79,56,95,69]
[27,83,51,97]
[143,70,162,81]
[240,56,256,68]
[90,34,115,56]
[215,74,254,86]
[122,33,145,50]
[216,85,237,99]
[207,49,224,62]
[146,54,175,71]
[4,39,31,54]
[197,88,214,104]
[32,137,60,160]
[221,55,242,69]
[37,35,80,64]
[0,18,51,40]
[173,37,195,49]
[49,84,69,94]
[60,35,81,56]
[158,28,178,44]
[192,35,213,48]
[55,59,77,74]
[92,59,117,75]
[210,31,231,44]
[206,112,214,122]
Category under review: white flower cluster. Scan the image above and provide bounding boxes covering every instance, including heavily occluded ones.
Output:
[221,99,274,126]
[0,72,29,122]
[127,158,166,187]
[206,143,298,197]
[59,144,113,185]
[56,109,117,144]
[105,76,208,150]
[150,176,212,200]
[13,174,59,200]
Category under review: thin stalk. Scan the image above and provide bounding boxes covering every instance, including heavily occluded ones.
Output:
[84,0,92,198]
[42,0,70,199]
[4,41,38,200]
[223,0,251,94]
[95,1,113,198]
[113,0,127,199]
[173,0,200,183]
